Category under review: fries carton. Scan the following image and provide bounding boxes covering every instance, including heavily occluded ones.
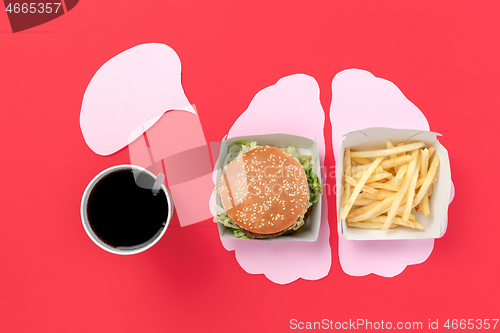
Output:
[215,133,322,241]
[336,127,451,240]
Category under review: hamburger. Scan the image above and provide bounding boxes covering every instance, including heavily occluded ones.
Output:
[214,141,321,239]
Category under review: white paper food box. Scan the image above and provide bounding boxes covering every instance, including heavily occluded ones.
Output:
[215,133,322,241]
[336,127,451,240]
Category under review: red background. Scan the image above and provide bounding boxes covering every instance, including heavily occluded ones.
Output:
[1,1,499,332]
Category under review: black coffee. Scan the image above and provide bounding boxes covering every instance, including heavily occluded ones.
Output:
[86,169,169,249]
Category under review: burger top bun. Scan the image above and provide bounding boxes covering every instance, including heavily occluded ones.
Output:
[220,146,309,238]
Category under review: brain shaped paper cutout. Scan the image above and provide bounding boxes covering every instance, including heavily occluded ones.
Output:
[80,43,195,156]
[80,43,212,227]
[210,74,331,285]
[330,69,455,277]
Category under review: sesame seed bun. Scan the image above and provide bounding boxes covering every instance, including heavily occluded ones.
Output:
[220,146,309,239]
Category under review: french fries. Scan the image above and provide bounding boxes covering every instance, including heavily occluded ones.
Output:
[342,148,352,208]
[341,141,439,231]
[340,156,385,220]
[349,142,425,158]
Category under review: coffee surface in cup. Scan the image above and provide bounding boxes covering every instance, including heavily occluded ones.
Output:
[86,169,168,248]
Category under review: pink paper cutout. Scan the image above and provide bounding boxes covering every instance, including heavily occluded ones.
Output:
[330,69,454,277]
[127,133,165,179]
[211,74,331,285]
[128,111,214,227]
[142,111,213,226]
[128,132,151,168]
[439,180,455,238]
[81,43,213,226]
[80,43,195,156]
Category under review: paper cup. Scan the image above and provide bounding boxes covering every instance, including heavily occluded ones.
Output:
[81,165,174,255]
